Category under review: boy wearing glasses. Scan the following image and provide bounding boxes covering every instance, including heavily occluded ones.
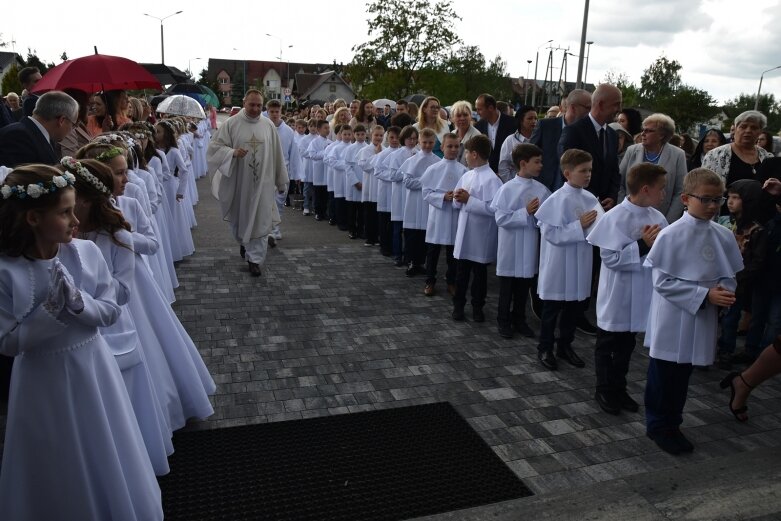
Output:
[642,168,743,454]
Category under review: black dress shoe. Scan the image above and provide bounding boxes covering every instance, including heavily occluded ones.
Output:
[538,350,557,370]
[673,429,694,452]
[328,219,336,226]
[557,346,585,368]
[268,236,276,248]
[594,390,621,415]
[616,390,639,412]
[514,322,535,338]
[394,258,405,268]
[248,261,262,277]
[405,265,417,277]
[315,214,322,221]
[647,431,682,455]
[498,324,513,338]
[472,308,485,322]
[240,245,246,259]
[452,308,465,322]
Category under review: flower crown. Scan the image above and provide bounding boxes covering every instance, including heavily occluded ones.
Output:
[95,146,125,162]
[60,157,111,195]
[1,172,76,200]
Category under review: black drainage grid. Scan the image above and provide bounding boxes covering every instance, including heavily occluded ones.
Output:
[158,402,532,520]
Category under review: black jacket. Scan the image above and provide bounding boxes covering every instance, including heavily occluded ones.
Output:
[558,115,620,202]
[475,112,516,174]
[0,116,59,167]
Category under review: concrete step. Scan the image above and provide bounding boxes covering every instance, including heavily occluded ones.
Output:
[411,446,781,521]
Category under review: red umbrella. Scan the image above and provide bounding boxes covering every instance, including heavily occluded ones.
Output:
[32,54,162,94]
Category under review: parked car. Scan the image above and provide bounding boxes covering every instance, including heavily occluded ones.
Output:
[229,106,241,117]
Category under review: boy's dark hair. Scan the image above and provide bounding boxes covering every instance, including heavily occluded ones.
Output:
[627,163,666,196]
[353,124,366,134]
[386,126,401,137]
[333,124,344,135]
[560,148,592,172]
[316,119,329,129]
[266,99,282,109]
[465,134,491,160]
[340,124,353,133]
[391,112,413,128]
[511,143,543,170]
[398,125,419,143]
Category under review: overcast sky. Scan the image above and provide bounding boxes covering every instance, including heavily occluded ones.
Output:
[2,0,780,105]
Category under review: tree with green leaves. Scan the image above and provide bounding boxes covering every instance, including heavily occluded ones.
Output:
[348,0,462,99]
[723,93,781,131]
[1,63,22,95]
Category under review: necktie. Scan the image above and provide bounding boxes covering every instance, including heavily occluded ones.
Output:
[599,128,606,159]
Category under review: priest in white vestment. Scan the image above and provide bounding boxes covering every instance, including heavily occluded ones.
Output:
[207,90,288,276]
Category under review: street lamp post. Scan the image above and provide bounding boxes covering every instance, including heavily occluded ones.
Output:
[189,57,203,80]
[532,39,553,109]
[143,10,183,65]
[575,0,590,89]
[755,65,781,110]
[584,41,593,86]
[266,33,293,99]
[526,60,532,105]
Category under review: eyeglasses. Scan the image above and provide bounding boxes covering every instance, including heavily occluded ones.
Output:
[686,193,725,206]
[641,128,657,134]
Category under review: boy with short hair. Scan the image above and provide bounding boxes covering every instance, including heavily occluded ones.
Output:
[421,133,467,296]
[643,168,742,454]
[359,125,387,246]
[298,118,318,215]
[325,124,353,230]
[402,127,441,276]
[305,119,332,221]
[587,163,668,415]
[344,124,369,239]
[535,149,600,370]
[373,126,401,256]
[451,134,503,322]
[491,143,551,338]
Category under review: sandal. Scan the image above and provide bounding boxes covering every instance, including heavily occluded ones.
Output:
[719,371,753,422]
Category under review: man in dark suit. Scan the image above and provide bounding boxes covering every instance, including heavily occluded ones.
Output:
[18,67,43,118]
[0,91,79,167]
[530,88,592,192]
[558,84,623,207]
[474,93,516,174]
[557,83,623,337]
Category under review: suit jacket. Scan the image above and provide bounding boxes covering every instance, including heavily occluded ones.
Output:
[530,116,566,192]
[475,112,516,174]
[558,115,620,202]
[0,117,58,167]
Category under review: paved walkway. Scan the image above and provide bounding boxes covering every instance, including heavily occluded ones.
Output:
[178,177,781,498]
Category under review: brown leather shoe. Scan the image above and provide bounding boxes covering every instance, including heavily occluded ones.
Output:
[424,283,435,296]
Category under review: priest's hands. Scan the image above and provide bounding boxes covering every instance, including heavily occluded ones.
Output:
[708,286,736,307]
[526,197,540,214]
[453,188,469,203]
[579,209,598,229]
[641,224,662,247]
[233,147,248,158]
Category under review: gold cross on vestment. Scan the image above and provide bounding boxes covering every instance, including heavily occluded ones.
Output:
[246,134,263,153]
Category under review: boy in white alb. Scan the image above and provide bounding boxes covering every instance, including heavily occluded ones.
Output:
[305,120,332,221]
[535,149,600,370]
[402,127,441,276]
[385,126,418,267]
[359,125,386,246]
[587,163,668,415]
[451,134,503,322]
[491,143,551,339]
[298,119,318,216]
[325,124,353,230]
[643,168,742,454]
[344,125,368,239]
[373,126,401,256]
[421,133,467,296]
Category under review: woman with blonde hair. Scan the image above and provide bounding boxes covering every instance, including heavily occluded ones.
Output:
[414,96,450,158]
[450,100,482,166]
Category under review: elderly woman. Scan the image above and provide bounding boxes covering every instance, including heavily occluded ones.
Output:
[450,100,482,167]
[413,96,450,158]
[618,113,687,222]
[702,110,774,192]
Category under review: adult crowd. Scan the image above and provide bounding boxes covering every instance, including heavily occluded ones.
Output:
[0,62,781,517]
